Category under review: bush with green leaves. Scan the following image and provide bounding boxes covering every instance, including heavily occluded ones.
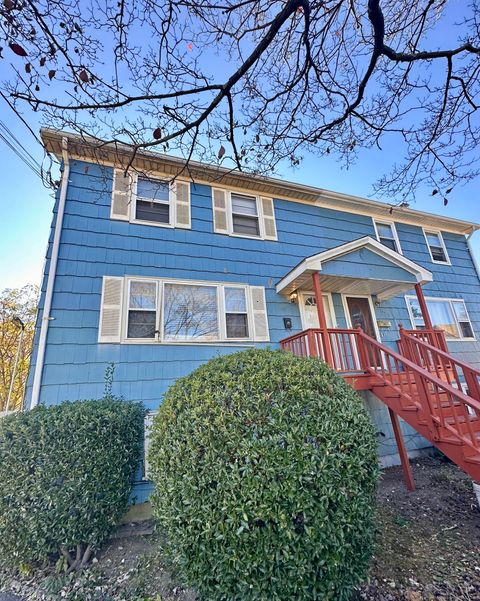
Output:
[149,349,379,601]
[0,397,145,571]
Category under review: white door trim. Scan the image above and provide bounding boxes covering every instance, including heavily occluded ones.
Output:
[341,294,381,341]
[299,291,336,330]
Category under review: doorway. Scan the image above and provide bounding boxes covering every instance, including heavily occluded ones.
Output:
[300,293,335,330]
[344,295,378,339]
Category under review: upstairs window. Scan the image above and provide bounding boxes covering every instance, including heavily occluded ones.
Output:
[231,193,260,237]
[110,169,191,229]
[374,220,402,253]
[135,177,170,225]
[406,296,474,340]
[424,230,450,264]
[212,188,277,241]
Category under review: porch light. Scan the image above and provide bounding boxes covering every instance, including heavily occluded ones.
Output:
[289,290,298,304]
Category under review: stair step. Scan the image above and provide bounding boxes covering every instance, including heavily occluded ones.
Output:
[437,436,465,446]
[464,455,480,465]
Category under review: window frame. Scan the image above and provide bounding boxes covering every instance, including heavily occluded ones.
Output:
[422,228,451,265]
[405,295,475,341]
[230,192,261,238]
[125,279,160,342]
[132,174,174,228]
[373,219,402,254]
[223,286,251,340]
[122,276,256,344]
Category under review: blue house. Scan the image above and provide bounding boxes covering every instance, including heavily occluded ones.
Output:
[26,130,480,501]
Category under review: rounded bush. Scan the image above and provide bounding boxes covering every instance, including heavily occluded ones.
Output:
[0,397,145,569]
[149,349,379,601]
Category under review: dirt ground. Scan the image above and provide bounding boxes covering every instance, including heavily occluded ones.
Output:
[1,455,479,600]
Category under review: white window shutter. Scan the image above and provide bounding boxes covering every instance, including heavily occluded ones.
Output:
[111,169,133,221]
[212,188,229,234]
[249,286,270,342]
[98,276,124,343]
[260,197,277,240]
[173,181,191,229]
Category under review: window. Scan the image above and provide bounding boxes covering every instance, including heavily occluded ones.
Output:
[231,193,260,236]
[110,169,191,229]
[212,189,277,240]
[374,220,401,253]
[163,283,219,341]
[225,287,249,338]
[406,296,474,340]
[135,177,170,225]
[127,281,157,339]
[105,276,269,343]
[423,230,450,264]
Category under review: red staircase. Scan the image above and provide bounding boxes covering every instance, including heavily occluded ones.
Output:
[280,327,480,485]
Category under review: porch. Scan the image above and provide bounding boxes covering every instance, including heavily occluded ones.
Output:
[277,237,480,490]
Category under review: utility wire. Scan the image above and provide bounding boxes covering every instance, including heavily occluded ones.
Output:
[0,129,43,179]
[0,120,40,169]
[0,92,50,184]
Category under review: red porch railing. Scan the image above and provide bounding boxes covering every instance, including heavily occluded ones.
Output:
[280,328,364,372]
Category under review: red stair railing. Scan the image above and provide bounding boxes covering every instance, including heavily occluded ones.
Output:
[399,329,480,404]
[398,327,448,353]
[357,328,480,452]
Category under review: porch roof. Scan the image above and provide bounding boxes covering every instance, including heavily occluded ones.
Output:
[276,237,433,301]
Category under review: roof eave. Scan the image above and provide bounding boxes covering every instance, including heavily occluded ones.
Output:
[40,128,480,236]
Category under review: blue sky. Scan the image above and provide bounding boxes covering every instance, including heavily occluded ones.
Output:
[0,107,479,292]
[0,0,479,291]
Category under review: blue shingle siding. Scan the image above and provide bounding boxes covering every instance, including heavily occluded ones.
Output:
[25,161,480,469]
[26,160,480,410]
[321,247,418,283]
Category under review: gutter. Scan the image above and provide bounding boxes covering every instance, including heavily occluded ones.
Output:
[467,229,480,282]
[30,137,69,408]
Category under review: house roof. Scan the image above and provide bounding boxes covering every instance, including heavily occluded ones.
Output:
[276,237,433,301]
[40,128,480,236]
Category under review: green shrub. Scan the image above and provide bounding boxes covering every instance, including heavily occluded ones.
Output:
[149,349,379,601]
[0,397,145,570]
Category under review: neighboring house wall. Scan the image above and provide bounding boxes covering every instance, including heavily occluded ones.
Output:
[26,160,480,410]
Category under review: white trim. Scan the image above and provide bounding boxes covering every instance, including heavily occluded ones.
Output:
[276,236,433,294]
[213,189,277,241]
[422,228,451,265]
[115,275,267,344]
[130,173,175,229]
[30,137,70,408]
[124,278,159,342]
[466,232,480,282]
[372,218,403,255]
[342,294,381,341]
[44,129,480,237]
[405,295,475,342]
[299,291,337,330]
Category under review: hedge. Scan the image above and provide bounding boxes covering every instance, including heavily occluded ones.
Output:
[0,397,145,570]
[149,349,379,601]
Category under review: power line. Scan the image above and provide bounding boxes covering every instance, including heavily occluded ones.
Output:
[0,92,48,183]
[0,128,43,179]
[0,120,40,169]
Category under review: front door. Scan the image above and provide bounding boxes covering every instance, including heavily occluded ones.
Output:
[301,293,335,329]
[345,296,377,339]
